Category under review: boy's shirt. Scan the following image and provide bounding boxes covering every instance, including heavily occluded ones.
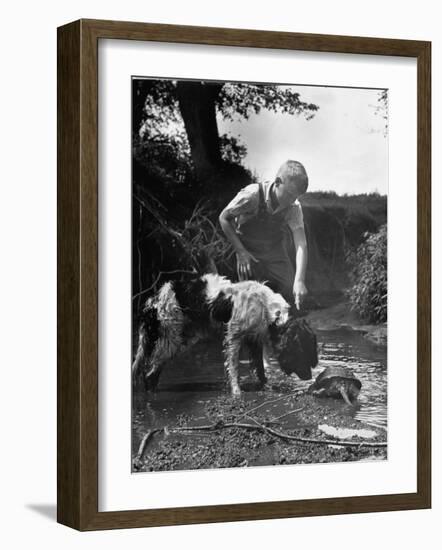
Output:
[223,181,305,233]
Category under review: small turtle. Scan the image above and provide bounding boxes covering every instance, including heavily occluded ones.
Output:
[308,366,362,405]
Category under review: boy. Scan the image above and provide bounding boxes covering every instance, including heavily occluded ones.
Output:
[219,160,308,310]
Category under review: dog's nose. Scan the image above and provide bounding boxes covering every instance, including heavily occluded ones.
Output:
[298,368,312,380]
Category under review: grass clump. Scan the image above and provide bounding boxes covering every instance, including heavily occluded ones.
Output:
[346,224,387,323]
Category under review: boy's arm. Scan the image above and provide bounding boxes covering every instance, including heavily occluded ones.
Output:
[218,186,259,279]
[218,208,246,253]
[219,208,258,279]
[286,201,308,307]
[291,225,308,309]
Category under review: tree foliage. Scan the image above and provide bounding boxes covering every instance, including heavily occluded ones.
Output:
[216,83,319,121]
[133,79,319,165]
[374,89,388,137]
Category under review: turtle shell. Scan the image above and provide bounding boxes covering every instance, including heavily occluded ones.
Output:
[313,366,362,391]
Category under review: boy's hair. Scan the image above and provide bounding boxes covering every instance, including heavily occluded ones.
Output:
[276,160,308,194]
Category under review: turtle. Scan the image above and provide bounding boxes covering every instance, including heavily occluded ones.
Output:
[307,366,362,405]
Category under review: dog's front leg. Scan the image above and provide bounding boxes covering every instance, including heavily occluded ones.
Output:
[223,332,242,397]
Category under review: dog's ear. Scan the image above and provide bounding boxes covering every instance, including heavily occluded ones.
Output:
[273,318,318,379]
[299,319,318,367]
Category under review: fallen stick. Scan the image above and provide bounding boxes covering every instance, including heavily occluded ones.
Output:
[269,406,304,423]
[235,391,302,422]
[172,418,387,448]
[132,428,163,470]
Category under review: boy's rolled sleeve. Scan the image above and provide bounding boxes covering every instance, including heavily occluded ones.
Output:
[285,200,305,231]
[222,184,259,219]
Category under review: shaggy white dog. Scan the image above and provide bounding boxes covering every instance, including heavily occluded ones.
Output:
[132,273,317,396]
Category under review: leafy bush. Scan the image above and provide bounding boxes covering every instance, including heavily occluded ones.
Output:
[346,224,387,323]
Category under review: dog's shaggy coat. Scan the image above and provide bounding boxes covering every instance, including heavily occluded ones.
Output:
[132,273,317,396]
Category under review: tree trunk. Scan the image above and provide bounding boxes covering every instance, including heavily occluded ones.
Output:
[176,81,223,183]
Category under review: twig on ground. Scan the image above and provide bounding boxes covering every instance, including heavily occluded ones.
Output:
[235,392,302,422]
[132,428,163,470]
[269,406,304,423]
[171,419,387,448]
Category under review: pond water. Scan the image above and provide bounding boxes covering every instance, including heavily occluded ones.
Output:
[315,328,387,430]
[132,325,387,454]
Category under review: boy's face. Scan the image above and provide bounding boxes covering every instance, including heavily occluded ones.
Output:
[274,176,304,208]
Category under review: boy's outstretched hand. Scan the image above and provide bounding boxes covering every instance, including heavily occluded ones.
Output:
[293,280,308,310]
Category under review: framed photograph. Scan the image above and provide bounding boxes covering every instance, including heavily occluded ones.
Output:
[57,19,431,530]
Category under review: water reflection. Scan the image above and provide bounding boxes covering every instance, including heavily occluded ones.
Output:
[315,328,387,430]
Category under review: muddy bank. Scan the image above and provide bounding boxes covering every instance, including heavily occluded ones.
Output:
[133,392,386,472]
[132,295,387,473]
